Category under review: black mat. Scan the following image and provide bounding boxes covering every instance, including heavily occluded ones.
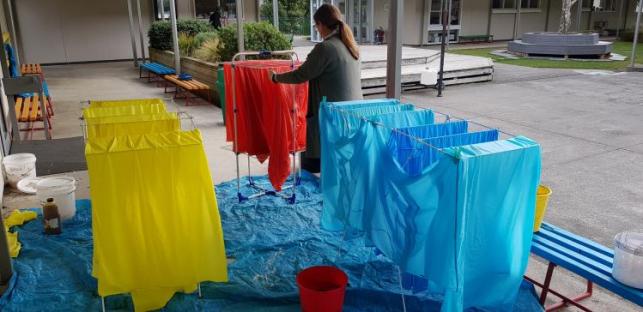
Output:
[10,136,86,175]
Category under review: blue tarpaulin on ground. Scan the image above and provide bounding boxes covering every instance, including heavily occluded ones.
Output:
[0,174,543,311]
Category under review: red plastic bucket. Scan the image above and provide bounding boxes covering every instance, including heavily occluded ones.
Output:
[296,266,348,312]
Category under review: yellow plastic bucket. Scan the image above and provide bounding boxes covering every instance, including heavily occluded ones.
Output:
[534,185,552,232]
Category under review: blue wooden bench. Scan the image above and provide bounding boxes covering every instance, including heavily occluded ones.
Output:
[525,222,643,311]
[139,62,175,82]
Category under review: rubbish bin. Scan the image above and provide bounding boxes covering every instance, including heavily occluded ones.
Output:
[216,65,226,126]
[533,185,552,232]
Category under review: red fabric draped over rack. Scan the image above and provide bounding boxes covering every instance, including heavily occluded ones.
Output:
[224,60,308,191]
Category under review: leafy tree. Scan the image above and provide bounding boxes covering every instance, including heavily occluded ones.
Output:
[218,22,292,61]
[260,0,310,35]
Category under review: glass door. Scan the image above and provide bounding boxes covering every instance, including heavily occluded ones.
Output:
[310,0,352,42]
[350,0,373,43]
[427,0,461,44]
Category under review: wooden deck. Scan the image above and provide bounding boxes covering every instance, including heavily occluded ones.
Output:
[293,44,494,93]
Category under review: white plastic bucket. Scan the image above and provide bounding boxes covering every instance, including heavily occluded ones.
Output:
[36,176,77,221]
[3,153,36,188]
[613,231,643,289]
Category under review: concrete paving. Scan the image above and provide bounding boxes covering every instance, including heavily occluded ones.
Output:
[3,61,643,311]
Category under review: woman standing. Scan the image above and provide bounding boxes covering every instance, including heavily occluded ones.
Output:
[272,4,362,173]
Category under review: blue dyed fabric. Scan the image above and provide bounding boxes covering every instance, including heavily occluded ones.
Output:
[399,129,500,176]
[387,121,470,176]
[4,43,20,78]
[320,99,433,232]
[370,109,435,126]
[320,99,541,311]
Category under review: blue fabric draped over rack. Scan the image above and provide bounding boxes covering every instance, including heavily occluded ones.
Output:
[319,98,436,232]
[319,99,541,311]
[396,129,500,176]
[388,121,470,176]
[371,110,435,126]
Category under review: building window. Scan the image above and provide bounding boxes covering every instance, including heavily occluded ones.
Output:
[195,0,221,20]
[154,0,171,20]
[492,0,517,9]
[430,0,461,25]
[521,0,540,9]
[583,0,616,11]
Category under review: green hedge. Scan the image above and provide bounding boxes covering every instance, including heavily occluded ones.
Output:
[148,19,213,50]
[218,22,291,61]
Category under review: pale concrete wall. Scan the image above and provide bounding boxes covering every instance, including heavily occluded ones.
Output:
[546,0,563,32]
[461,0,490,36]
[373,0,389,37]
[489,12,516,40]
[403,0,424,45]
[517,11,549,34]
[14,0,154,64]
[372,0,424,45]
[244,0,259,21]
[177,0,196,18]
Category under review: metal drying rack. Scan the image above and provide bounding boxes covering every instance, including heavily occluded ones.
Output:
[230,50,303,204]
[78,97,196,141]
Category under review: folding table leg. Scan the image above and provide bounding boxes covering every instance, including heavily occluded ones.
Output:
[540,262,557,304]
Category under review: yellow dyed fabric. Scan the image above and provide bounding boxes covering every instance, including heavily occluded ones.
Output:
[4,210,38,257]
[83,102,166,119]
[85,130,228,311]
[89,98,165,108]
[85,113,179,139]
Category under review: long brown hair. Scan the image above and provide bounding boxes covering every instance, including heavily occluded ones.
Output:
[313,4,360,60]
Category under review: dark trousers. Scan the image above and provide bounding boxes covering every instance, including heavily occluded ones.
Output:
[301,154,320,174]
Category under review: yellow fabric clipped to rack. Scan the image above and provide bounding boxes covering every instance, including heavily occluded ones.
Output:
[83,102,167,119]
[85,113,180,139]
[89,98,166,108]
[85,129,228,311]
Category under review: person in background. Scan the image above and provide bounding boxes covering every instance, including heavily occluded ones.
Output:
[271,4,362,174]
[209,6,222,29]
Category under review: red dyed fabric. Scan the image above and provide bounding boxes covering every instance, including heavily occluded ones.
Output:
[224,60,308,191]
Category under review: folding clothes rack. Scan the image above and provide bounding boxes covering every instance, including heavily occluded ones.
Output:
[78,98,196,141]
[230,50,303,204]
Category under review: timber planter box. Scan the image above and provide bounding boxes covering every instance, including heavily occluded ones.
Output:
[149,48,220,106]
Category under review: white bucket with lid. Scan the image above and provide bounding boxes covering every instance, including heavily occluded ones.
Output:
[3,153,36,188]
[36,176,77,221]
[612,231,643,289]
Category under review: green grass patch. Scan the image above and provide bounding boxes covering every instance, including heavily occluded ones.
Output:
[450,41,643,70]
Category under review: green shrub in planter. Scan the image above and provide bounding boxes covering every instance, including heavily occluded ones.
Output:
[218,22,291,61]
[148,19,213,50]
[179,33,199,56]
[149,21,172,50]
[194,31,219,49]
[194,37,223,63]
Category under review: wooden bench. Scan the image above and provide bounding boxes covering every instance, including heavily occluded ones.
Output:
[139,62,175,83]
[163,75,211,106]
[15,94,52,140]
[524,222,643,311]
[459,34,494,43]
[20,64,42,76]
